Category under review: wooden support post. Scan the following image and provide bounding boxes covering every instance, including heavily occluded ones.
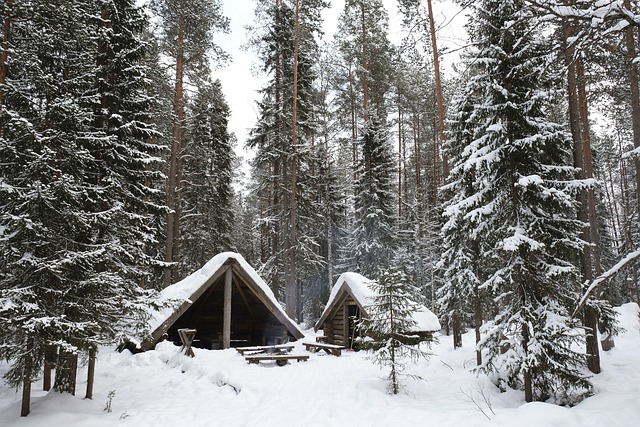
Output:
[85,348,96,399]
[21,376,30,417]
[223,266,232,349]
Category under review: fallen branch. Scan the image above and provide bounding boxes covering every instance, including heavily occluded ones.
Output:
[574,248,640,317]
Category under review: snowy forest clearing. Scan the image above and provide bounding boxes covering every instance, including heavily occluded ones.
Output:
[0,303,638,427]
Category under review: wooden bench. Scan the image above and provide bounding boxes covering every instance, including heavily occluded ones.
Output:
[303,342,346,356]
[245,354,309,366]
[235,344,294,356]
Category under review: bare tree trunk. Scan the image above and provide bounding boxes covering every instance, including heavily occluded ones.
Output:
[473,241,482,366]
[427,0,449,179]
[285,0,300,321]
[398,101,403,219]
[624,0,640,225]
[522,323,533,402]
[164,11,186,287]
[85,348,96,399]
[360,1,369,116]
[562,13,601,374]
[452,315,462,349]
[272,0,282,296]
[21,376,30,417]
[0,0,11,106]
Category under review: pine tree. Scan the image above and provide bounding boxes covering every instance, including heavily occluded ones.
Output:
[150,0,229,287]
[445,0,591,403]
[361,268,431,395]
[247,0,327,319]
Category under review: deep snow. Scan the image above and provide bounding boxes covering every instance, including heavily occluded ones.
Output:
[1,303,638,427]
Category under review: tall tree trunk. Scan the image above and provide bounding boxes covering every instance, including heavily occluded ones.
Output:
[349,66,359,186]
[398,101,403,219]
[562,13,601,374]
[522,323,533,402]
[285,0,300,320]
[0,0,11,106]
[85,348,96,399]
[21,376,30,417]
[272,0,282,296]
[452,314,462,349]
[360,1,369,116]
[473,240,482,365]
[624,0,640,225]
[164,12,186,287]
[426,0,449,179]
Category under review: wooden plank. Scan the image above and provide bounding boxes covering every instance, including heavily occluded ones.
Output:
[245,354,309,365]
[342,303,348,346]
[223,266,232,349]
[236,344,294,355]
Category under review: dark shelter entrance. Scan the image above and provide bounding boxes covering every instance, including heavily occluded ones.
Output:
[137,254,304,352]
[166,267,291,348]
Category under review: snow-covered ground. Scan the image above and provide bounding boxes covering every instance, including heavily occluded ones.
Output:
[1,303,638,427]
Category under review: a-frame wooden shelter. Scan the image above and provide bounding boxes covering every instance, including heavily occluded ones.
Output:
[315,272,440,349]
[139,253,303,351]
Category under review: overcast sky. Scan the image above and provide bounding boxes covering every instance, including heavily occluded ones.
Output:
[212,0,466,162]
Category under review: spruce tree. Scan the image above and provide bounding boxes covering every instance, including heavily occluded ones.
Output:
[349,115,397,278]
[445,0,591,403]
[0,0,161,403]
[361,268,431,395]
[181,78,235,273]
[437,80,486,352]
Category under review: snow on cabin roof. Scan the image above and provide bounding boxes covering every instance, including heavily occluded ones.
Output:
[317,272,441,332]
[146,252,303,344]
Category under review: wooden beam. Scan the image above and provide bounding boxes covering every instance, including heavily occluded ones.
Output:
[343,303,349,347]
[222,266,232,349]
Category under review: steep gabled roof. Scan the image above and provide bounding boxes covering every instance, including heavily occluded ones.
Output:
[141,252,303,350]
[314,272,441,332]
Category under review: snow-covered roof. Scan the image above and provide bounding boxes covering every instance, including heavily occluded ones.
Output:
[315,272,441,332]
[141,252,303,350]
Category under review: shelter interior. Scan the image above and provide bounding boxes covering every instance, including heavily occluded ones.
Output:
[166,266,290,350]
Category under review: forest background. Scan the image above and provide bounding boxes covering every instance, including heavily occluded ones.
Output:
[2,0,640,412]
